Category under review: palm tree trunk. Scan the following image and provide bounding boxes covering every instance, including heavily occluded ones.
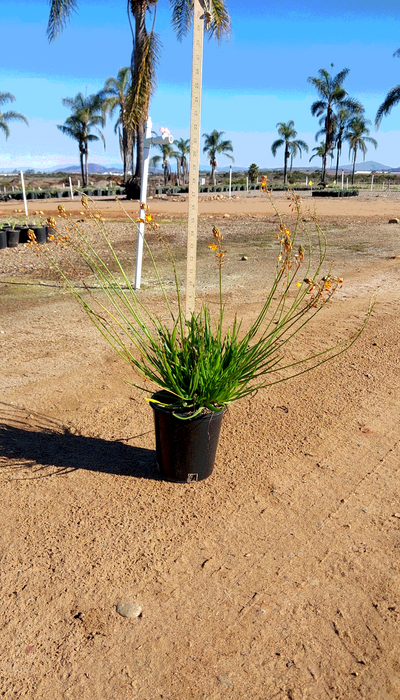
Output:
[322,106,333,186]
[335,144,341,182]
[352,147,357,185]
[79,142,85,187]
[211,161,216,185]
[84,139,89,187]
[283,146,289,185]
[321,150,327,185]
[131,1,148,184]
[122,126,133,183]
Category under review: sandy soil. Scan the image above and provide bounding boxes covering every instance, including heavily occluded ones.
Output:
[1,191,400,699]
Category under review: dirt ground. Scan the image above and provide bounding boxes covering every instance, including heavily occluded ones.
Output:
[1,190,400,699]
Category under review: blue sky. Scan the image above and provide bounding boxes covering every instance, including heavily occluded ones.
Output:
[1,0,400,170]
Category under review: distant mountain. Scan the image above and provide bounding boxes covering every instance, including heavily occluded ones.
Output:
[199,165,248,173]
[0,163,124,174]
[48,163,123,174]
[337,160,392,172]
[1,159,397,175]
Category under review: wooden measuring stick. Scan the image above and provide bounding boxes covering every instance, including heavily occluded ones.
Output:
[185,0,204,318]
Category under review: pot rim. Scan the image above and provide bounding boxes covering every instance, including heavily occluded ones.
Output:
[149,391,225,419]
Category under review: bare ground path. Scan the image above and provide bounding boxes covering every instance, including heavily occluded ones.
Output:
[0,192,400,699]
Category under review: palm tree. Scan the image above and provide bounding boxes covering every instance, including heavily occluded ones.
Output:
[47,1,230,191]
[333,106,363,181]
[202,130,234,184]
[173,138,190,184]
[153,141,174,185]
[150,154,161,171]
[288,140,309,177]
[57,93,105,187]
[248,163,259,183]
[0,92,28,140]
[345,116,377,184]
[375,84,400,130]
[99,67,134,182]
[309,142,331,171]
[271,121,308,185]
[308,67,361,186]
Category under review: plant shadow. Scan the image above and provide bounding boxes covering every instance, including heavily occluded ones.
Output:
[0,402,160,481]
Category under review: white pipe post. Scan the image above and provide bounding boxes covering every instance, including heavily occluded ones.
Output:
[371,172,374,191]
[135,116,152,290]
[229,165,232,198]
[69,177,74,199]
[306,175,308,186]
[20,171,28,217]
[78,179,80,188]
[341,170,344,190]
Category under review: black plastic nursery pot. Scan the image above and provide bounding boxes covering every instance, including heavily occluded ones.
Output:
[150,392,225,483]
[19,226,47,244]
[18,227,30,244]
[0,230,7,249]
[6,229,20,248]
[34,226,48,244]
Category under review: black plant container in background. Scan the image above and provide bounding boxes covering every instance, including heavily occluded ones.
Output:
[6,229,20,248]
[19,225,47,244]
[18,227,30,244]
[150,392,225,483]
[0,230,7,249]
[34,226,48,244]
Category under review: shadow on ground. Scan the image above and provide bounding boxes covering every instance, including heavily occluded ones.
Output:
[0,402,159,481]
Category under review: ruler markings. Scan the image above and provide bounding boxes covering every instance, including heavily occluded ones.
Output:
[186,0,204,318]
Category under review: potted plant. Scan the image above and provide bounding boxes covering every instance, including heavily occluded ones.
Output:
[20,219,48,245]
[29,197,371,482]
[0,222,9,249]
[5,220,21,248]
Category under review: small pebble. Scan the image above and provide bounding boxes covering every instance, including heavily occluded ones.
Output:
[217,677,233,688]
[116,601,142,618]
[241,255,248,261]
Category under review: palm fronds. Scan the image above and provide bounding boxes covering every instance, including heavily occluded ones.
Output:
[47,0,79,42]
